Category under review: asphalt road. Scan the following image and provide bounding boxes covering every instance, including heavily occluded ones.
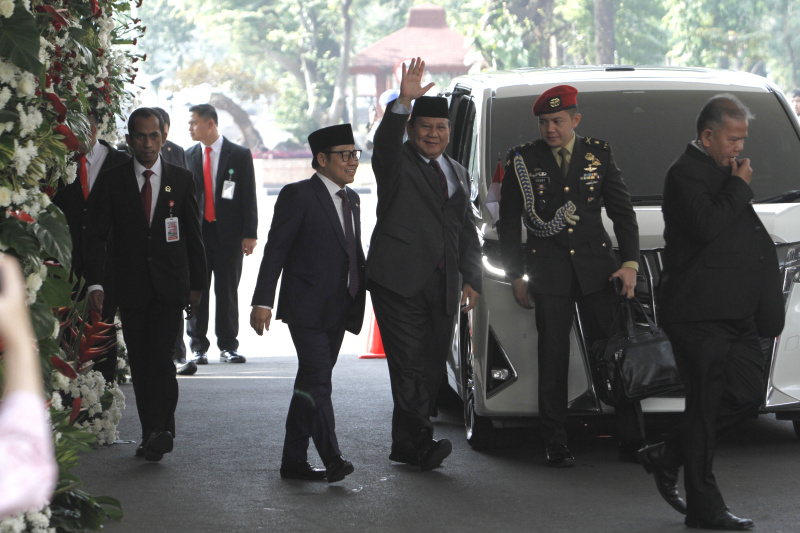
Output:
[74,354,800,533]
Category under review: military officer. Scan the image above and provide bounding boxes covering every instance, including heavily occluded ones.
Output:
[497,85,642,467]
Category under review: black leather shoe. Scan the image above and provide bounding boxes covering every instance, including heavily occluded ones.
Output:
[546,444,575,468]
[144,431,174,462]
[175,359,198,376]
[280,459,326,481]
[419,439,452,471]
[685,510,754,530]
[220,350,246,363]
[192,351,208,365]
[325,456,354,483]
[389,450,420,466]
[638,442,687,515]
[135,439,146,457]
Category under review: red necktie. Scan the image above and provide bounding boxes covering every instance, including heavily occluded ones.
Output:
[203,145,215,222]
[142,169,153,226]
[336,189,359,298]
[78,154,89,200]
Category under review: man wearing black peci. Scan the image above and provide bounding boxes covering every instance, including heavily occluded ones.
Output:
[638,94,783,530]
[250,124,365,483]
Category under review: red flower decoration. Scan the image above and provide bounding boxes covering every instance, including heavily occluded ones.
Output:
[70,397,82,423]
[54,124,80,151]
[7,209,35,223]
[51,355,78,380]
[45,92,67,123]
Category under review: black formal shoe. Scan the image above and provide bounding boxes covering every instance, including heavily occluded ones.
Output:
[546,444,575,468]
[618,439,646,463]
[389,450,420,466]
[280,459,326,481]
[192,351,208,365]
[419,439,452,471]
[144,431,174,462]
[325,456,355,483]
[220,350,246,363]
[135,439,146,457]
[685,510,754,530]
[175,359,198,376]
[638,442,687,515]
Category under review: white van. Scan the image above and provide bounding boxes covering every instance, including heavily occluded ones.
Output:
[442,66,800,448]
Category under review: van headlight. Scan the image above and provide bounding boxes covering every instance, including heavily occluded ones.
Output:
[776,242,800,302]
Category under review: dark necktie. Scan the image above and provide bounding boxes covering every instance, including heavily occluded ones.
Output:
[336,189,359,298]
[430,159,449,200]
[203,145,215,222]
[142,169,153,226]
[559,147,570,177]
[78,154,89,200]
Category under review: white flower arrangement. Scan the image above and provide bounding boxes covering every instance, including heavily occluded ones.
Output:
[0,505,55,533]
[53,369,126,446]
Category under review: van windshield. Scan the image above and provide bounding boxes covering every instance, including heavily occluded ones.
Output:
[489,90,800,204]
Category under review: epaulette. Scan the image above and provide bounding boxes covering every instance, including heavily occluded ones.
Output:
[582,136,610,150]
[505,140,543,167]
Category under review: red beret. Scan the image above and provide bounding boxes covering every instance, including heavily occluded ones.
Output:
[532,85,578,116]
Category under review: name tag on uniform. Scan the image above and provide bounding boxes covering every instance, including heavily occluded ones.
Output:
[221,180,235,200]
[165,217,180,242]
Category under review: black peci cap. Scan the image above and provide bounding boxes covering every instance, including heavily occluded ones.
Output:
[410,96,449,120]
[308,124,355,154]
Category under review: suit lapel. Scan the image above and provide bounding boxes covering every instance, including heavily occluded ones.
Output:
[347,188,362,244]
[216,138,231,198]
[151,165,174,233]
[311,175,347,251]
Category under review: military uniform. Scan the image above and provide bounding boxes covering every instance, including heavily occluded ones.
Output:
[497,133,641,449]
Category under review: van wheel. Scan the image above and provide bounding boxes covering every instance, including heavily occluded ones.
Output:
[793,420,800,439]
[461,314,497,449]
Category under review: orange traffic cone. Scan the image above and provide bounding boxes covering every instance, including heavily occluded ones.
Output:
[359,309,385,359]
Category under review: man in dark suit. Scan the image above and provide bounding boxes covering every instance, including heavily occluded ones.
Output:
[186,104,258,364]
[638,95,783,530]
[52,110,130,384]
[86,107,206,462]
[153,107,196,376]
[250,124,365,483]
[367,58,482,471]
[498,85,642,467]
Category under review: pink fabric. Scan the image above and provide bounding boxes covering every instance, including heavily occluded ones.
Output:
[0,391,57,518]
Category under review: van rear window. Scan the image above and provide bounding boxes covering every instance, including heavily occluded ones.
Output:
[489,90,800,204]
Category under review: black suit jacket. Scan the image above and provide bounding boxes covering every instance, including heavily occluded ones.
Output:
[660,144,784,336]
[161,140,188,169]
[86,159,207,308]
[52,139,130,278]
[186,137,258,242]
[251,175,366,334]
[498,135,639,297]
[367,107,482,315]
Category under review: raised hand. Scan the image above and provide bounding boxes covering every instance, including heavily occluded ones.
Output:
[397,57,435,108]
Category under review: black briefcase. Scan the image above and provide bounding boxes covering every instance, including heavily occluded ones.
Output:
[591,297,683,406]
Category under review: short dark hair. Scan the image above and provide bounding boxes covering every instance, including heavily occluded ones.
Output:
[791,89,800,99]
[696,94,753,137]
[153,106,170,127]
[311,152,323,170]
[189,104,218,126]
[128,107,165,134]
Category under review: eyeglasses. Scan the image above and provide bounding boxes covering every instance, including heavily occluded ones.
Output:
[323,150,362,162]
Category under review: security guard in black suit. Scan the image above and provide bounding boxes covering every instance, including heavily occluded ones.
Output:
[498,85,642,467]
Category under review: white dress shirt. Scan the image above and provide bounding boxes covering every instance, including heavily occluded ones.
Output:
[133,156,163,226]
[85,139,109,193]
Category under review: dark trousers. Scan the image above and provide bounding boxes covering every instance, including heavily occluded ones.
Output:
[369,270,455,455]
[91,289,119,384]
[662,319,764,520]
[120,302,183,440]
[283,317,348,465]
[533,272,642,447]
[187,220,243,353]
